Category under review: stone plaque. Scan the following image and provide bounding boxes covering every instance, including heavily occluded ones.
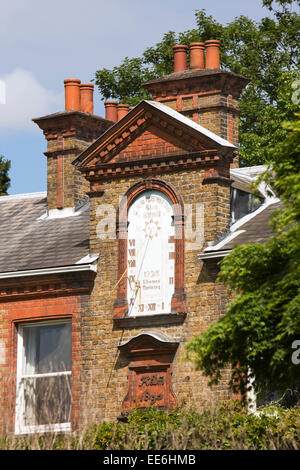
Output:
[118,333,178,414]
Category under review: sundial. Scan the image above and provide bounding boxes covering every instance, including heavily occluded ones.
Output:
[127,190,175,316]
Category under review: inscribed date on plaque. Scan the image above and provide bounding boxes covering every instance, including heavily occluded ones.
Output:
[139,374,165,387]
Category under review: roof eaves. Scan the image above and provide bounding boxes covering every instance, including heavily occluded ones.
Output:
[198,249,231,260]
[0,263,97,280]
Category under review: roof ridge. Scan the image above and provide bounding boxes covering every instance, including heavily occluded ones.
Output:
[0,191,47,202]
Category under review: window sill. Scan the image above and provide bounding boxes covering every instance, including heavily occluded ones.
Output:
[113,312,186,328]
[15,422,71,435]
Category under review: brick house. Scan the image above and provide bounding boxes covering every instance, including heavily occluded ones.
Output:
[0,41,280,434]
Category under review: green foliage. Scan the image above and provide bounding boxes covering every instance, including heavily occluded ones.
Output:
[86,401,300,450]
[185,115,300,396]
[2,402,300,450]
[263,0,300,12]
[0,155,10,195]
[94,5,299,166]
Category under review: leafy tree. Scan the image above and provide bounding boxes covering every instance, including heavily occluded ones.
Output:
[263,0,300,12]
[94,4,299,166]
[0,156,10,195]
[185,114,300,399]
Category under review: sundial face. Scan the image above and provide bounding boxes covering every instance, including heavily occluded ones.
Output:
[127,190,175,316]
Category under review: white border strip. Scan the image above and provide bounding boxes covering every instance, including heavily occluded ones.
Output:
[38,200,89,220]
[203,230,246,253]
[146,100,236,149]
[0,263,97,279]
[198,249,231,260]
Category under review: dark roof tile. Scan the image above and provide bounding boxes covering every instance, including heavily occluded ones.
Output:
[0,194,90,273]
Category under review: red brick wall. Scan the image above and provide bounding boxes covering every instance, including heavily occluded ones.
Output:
[0,292,87,434]
[111,130,188,163]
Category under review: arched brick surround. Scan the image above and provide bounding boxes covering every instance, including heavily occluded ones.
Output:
[113,178,186,319]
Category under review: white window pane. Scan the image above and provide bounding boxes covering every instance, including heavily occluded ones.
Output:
[23,375,71,426]
[23,323,71,374]
[23,326,37,375]
[16,321,72,432]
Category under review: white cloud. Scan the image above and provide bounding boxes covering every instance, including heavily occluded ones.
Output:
[0,69,63,134]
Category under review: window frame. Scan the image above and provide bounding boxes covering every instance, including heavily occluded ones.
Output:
[15,319,72,435]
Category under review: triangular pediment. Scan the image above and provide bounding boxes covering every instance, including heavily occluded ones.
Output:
[109,128,189,165]
[74,100,236,172]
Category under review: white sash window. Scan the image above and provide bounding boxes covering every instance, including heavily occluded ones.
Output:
[15,320,72,434]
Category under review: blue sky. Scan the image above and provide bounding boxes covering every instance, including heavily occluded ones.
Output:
[0,0,282,194]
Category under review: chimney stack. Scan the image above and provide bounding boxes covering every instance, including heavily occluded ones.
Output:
[34,78,113,212]
[143,39,250,167]
[104,101,118,122]
[117,104,130,121]
[172,45,188,72]
[64,79,81,111]
[80,83,94,114]
[205,40,220,69]
[189,43,205,70]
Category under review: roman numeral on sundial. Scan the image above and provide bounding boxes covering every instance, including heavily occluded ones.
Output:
[147,303,156,312]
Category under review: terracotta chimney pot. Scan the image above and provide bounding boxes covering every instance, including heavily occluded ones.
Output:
[104,101,118,122]
[80,83,94,114]
[117,104,130,121]
[64,79,81,111]
[189,43,205,70]
[172,45,188,73]
[205,40,220,69]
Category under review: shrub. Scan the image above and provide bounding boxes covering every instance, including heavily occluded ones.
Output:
[1,400,299,450]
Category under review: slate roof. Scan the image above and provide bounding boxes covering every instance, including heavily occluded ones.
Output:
[0,191,280,274]
[204,201,281,255]
[0,193,90,273]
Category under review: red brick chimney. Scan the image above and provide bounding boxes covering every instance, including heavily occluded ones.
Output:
[64,79,81,111]
[104,101,118,122]
[205,40,220,69]
[117,104,130,121]
[33,79,113,211]
[190,43,205,70]
[172,45,188,72]
[80,83,94,114]
[143,41,250,167]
